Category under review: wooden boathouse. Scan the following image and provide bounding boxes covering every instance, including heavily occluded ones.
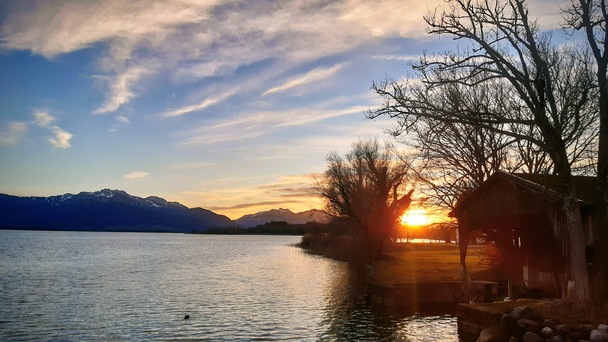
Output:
[451,171,596,298]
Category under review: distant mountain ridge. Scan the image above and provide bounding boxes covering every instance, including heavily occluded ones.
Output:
[0,189,233,233]
[235,208,329,228]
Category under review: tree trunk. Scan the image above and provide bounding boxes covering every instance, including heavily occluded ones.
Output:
[593,61,608,305]
[592,138,608,302]
[365,220,385,262]
[564,186,591,300]
[458,217,471,292]
[592,189,608,304]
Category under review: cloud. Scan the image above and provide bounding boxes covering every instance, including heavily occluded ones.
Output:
[263,63,345,96]
[182,103,369,146]
[0,0,569,118]
[373,54,422,62]
[178,173,323,218]
[48,126,72,149]
[33,111,55,127]
[0,1,211,58]
[0,121,28,145]
[3,110,75,148]
[207,200,296,211]
[0,0,430,115]
[123,171,151,180]
[115,115,130,124]
[163,91,235,117]
[94,66,151,114]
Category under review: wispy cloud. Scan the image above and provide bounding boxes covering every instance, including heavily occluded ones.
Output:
[182,104,369,146]
[33,111,55,127]
[263,64,345,96]
[207,200,296,212]
[48,126,72,149]
[0,0,436,116]
[94,66,151,114]
[123,171,151,180]
[30,111,74,149]
[163,91,234,117]
[373,54,421,62]
[115,115,130,124]
[182,173,321,218]
[0,1,210,58]
[0,121,28,145]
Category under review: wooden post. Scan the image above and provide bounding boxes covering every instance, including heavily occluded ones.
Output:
[458,214,472,292]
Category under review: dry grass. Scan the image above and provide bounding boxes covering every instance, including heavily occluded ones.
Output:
[369,243,491,286]
[370,243,608,325]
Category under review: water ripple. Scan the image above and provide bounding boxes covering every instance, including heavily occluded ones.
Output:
[0,231,471,341]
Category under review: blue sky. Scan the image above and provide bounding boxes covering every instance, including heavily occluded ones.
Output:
[0,0,565,219]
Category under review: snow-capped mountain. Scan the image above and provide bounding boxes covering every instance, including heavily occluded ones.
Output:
[235,208,329,228]
[0,190,233,233]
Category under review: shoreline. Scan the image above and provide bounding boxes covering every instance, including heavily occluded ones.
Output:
[299,238,608,340]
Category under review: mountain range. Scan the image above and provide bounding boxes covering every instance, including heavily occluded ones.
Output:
[0,190,328,233]
[234,208,329,228]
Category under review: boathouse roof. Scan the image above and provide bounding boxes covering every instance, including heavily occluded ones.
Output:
[451,171,597,218]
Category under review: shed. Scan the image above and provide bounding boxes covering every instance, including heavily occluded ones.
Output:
[451,171,596,298]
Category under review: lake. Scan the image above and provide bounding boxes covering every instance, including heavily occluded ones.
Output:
[0,230,472,341]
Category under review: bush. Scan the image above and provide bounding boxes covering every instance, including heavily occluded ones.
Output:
[298,220,367,262]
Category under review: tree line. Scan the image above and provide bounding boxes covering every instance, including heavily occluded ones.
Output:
[202,221,316,235]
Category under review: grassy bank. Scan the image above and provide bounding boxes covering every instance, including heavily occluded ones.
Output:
[373,243,608,325]
[369,243,489,285]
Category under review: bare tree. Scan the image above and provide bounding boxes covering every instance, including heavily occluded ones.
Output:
[317,139,414,261]
[368,0,597,299]
[565,0,608,303]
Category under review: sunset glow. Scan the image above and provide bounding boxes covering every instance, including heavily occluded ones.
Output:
[401,209,429,226]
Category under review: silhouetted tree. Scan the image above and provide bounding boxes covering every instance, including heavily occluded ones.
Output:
[565,0,608,304]
[368,0,598,299]
[317,139,414,261]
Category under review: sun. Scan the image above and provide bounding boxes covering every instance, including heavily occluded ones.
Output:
[401,209,429,226]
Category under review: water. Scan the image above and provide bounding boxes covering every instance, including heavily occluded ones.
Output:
[0,230,470,341]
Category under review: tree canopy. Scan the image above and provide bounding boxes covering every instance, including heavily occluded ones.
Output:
[317,139,413,260]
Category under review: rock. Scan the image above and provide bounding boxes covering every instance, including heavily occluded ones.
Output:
[542,326,557,338]
[578,325,597,339]
[518,319,541,334]
[599,324,608,332]
[556,324,572,335]
[544,319,558,329]
[580,325,597,333]
[477,325,509,342]
[546,336,564,342]
[566,331,583,341]
[591,329,608,342]
[508,337,518,342]
[501,313,517,331]
[511,306,533,320]
[522,331,543,342]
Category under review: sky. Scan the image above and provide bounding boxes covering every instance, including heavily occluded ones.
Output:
[0,0,567,219]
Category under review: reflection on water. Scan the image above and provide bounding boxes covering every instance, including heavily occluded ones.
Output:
[0,230,474,341]
[321,262,475,342]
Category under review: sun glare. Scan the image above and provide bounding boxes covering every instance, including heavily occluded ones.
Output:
[401,209,428,226]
